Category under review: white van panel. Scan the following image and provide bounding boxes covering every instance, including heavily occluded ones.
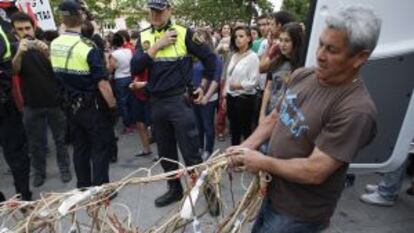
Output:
[305,0,414,66]
[305,0,414,173]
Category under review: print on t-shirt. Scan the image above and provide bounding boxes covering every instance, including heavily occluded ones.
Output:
[279,89,309,137]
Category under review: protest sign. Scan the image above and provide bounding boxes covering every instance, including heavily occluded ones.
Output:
[17,0,56,30]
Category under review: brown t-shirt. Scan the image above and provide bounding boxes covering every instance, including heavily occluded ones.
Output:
[268,68,377,222]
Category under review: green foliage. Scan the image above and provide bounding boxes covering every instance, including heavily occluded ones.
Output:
[125,16,141,29]
[49,0,62,23]
[173,0,273,28]
[83,0,120,20]
[281,0,310,22]
[49,0,273,29]
[49,0,147,27]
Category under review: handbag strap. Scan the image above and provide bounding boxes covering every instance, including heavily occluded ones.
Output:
[228,50,251,78]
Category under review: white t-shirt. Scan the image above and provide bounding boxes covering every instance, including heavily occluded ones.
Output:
[225,50,259,97]
[257,39,268,57]
[111,48,133,79]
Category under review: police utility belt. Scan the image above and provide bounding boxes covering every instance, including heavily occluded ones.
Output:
[151,86,186,99]
[65,93,101,115]
[58,37,101,115]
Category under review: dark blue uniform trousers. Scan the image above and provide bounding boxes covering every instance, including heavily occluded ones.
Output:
[151,95,202,172]
[0,102,31,200]
[68,106,113,188]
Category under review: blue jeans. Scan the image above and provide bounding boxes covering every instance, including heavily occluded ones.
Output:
[114,77,132,127]
[252,199,324,233]
[193,100,217,153]
[378,161,410,200]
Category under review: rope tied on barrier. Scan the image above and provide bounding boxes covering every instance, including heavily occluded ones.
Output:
[0,151,270,233]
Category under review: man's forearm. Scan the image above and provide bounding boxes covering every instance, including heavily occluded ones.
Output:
[215,44,225,54]
[39,48,50,59]
[148,44,161,59]
[259,84,271,121]
[261,156,320,185]
[241,111,277,149]
[98,80,116,108]
[200,78,208,90]
[259,55,271,74]
[12,52,23,73]
[204,80,218,100]
[260,148,344,185]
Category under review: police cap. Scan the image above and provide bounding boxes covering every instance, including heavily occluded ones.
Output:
[59,0,81,16]
[147,0,170,11]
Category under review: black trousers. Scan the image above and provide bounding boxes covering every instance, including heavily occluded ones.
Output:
[0,102,31,200]
[151,95,202,173]
[252,90,263,129]
[227,94,256,145]
[67,105,114,188]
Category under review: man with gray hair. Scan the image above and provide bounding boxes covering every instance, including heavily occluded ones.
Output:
[227,6,381,232]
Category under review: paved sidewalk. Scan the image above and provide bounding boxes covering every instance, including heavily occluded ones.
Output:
[1,132,413,232]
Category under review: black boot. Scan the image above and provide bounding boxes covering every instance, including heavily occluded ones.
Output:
[155,180,183,207]
[21,191,32,201]
[33,174,46,187]
[0,191,5,202]
[110,136,118,163]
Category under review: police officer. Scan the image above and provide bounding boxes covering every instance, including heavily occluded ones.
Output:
[131,0,216,207]
[0,15,31,201]
[50,0,117,188]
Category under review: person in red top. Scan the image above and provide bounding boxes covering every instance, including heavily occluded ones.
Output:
[129,41,152,157]
[107,32,134,133]
[118,30,135,53]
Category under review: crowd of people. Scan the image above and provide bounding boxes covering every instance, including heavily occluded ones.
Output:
[1,0,412,232]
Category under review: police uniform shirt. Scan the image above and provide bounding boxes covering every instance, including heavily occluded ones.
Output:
[131,23,216,96]
[0,25,13,90]
[0,27,10,61]
[50,32,107,97]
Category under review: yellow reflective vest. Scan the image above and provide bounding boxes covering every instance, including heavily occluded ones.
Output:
[50,32,106,95]
[50,33,92,75]
[131,22,216,95]
[140,24,188,61]
[0,26,11,61]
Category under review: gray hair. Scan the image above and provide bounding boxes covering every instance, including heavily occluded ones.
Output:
[325,5,382,55]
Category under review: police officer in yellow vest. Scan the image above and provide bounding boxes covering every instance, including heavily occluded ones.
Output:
[131,0,216,207]
[0,17,31,201]
[50,0,117,188]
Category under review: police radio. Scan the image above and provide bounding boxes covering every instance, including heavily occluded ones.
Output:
[168,28,177,39]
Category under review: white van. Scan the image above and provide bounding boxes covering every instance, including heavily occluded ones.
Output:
[304,0,414,173]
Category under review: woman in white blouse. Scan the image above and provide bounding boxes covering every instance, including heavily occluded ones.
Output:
[107,32,134,132]
[223,25,260,145]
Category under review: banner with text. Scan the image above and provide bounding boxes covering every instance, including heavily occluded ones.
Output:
[17,0,56,31]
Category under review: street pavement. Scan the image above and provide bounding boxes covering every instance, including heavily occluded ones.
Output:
[1,129,413,232]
